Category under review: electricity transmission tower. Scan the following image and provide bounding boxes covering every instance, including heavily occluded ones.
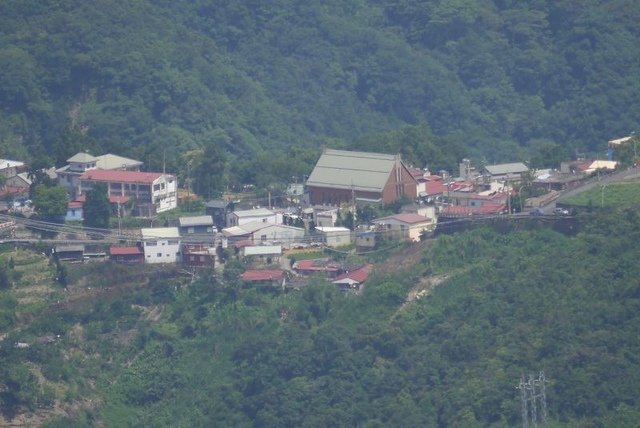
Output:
[517,371,548,428]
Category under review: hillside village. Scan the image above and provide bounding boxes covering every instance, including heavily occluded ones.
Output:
[0,134,636,291]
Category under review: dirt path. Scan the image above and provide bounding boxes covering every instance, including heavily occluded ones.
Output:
[392,273,449,318]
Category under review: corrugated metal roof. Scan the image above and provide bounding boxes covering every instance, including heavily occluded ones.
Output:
[95,154,143,170]
[140,227,180,239]
[315,226,351,233]
[232,208,275,218]
[243,245,282,256]
[80,169,167,184]
[110,246,143,255]
[484,163,529,175]
[67,152,97,163]
[241,270,284,282]
[55,245,84,253]
[333,264,373,285]
[306,149,399,192]
[179,215,214,227]
[0,159,25,169]
[222,226,251,237]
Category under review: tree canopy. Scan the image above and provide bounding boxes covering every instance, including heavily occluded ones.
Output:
[0,0,638,184]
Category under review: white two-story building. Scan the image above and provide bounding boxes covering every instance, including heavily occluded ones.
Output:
[79,169,177,216]
[140,227,181,264]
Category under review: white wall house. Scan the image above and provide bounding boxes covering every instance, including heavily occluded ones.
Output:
[315,226,352,247]
[227,208,279,227]
[140,227,181,264]
[56,153,98,199]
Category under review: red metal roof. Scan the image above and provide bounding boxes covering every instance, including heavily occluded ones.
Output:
[424,180,446,195]
[333,264,373,284]
[80,169,165,184]
[294,259,340,272]
[241,270,284,282]
[109,246,143,255]
[68,201,83,209]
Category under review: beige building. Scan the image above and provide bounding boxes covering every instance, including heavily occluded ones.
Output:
[373,213,436,242]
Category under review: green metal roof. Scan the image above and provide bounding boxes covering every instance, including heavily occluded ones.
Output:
[306,149,399,192]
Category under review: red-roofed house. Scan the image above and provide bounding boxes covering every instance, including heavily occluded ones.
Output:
[79,169,177,216]
[373,213,436,242]
[332,264,373,291]
[241,270,286,287]
[109,246,144,263]
[292,259,343,278]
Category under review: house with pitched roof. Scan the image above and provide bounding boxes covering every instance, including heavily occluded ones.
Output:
[140,227,181,264]
[332,264,373,291]
[482,162,529,182]
[178,215,215,235]
[373,213,436,242]
[306,149,418,205]
[79,169,177,216]
[109,246,144,264]
[227,207,279,227]
[57,152,144,198]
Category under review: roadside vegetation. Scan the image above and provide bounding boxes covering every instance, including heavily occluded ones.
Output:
[560,182,640,209]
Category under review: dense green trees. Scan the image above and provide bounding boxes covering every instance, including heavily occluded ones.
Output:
[32,184,68,221]
[83,183,110,229]
[1,0,639,184]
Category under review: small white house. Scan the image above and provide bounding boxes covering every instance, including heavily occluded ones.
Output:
[140,227,181,264]
[315,226,352,247]
[227,208,279,227]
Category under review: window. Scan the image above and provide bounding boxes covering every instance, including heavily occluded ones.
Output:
[161,183,165,190]
[157,253,162,257]
[146,241,157,246]
[190,256,195,261]
[188,227,194,234]
[260,235,267,242]
[154,184,161,191]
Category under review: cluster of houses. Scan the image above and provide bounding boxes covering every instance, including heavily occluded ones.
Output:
[4,134,635,290]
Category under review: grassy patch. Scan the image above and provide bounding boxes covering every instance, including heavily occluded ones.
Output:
[560,182,640,208]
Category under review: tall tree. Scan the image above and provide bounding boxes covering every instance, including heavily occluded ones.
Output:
[193,142,228,199]
[83,182,110,229]
[32,184,67,221]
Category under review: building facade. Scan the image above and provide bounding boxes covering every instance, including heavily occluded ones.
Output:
[140,227,181,264]
[80,170,177,216]
[306,149,418,206]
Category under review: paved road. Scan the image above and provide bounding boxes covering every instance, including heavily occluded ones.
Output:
[537,166,640,214]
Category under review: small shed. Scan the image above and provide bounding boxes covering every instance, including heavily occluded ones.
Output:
[242,245,282,265]
[241,269,286,287]
[109,246,144,263]
[55,245,85,261]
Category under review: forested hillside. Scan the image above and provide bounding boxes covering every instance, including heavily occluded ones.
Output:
[0,210,622,426]
[1,0,639,184]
